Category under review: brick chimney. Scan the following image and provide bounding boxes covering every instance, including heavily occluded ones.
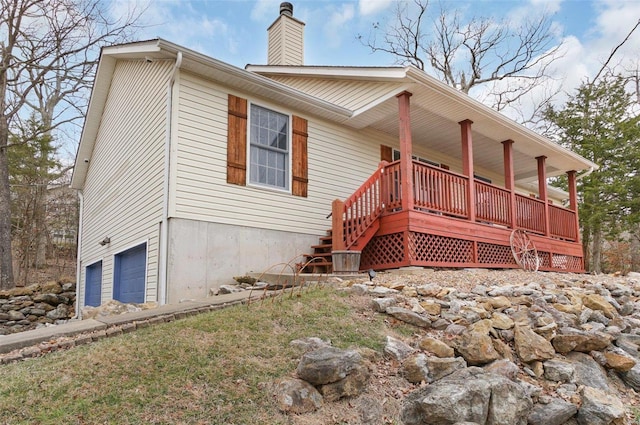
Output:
[267,2,305,65]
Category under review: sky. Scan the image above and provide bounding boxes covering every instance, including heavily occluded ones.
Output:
[103,0,640,129]
[115,0,640,90]
[72,0,637,162]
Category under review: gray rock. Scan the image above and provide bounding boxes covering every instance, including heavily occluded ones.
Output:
[416,283,441,297]
[274,378,323,414]
[402,353,431,384]
[217,285,244,294]
[296,347,364,386]
[425,356,467,382]
[576,386,625,425]
[527,398,577,425]
[385,306,431,328]
[620,362,640,391]
[371,297,395,312]
[7,310,25,321]
[543,359,575,383]
[46,304,69,320]
[370,286,398,296]
[289,337,331,353]
[552,327,611,354]
[32,293,62,305]
[615,335,640,358]
[484,359,519,380]
[401,368,532,425]
[61,282,76,292]
[383,335,414,361]
[565,352,609,391]
[401,372,491,425]
[318,361,369,401]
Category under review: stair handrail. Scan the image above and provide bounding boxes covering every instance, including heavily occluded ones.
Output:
[332,161,389,251]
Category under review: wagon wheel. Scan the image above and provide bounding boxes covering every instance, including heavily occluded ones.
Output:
[510,229,539,272]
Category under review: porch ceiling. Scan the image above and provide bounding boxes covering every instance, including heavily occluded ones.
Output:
[346,84,570,184]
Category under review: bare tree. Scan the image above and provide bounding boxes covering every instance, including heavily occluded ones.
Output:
[0,0,142,289]
[360,0,563,121]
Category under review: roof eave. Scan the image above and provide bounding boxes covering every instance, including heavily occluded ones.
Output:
[71,39,353,189]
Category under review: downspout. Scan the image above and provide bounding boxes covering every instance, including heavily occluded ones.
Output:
[74,190,84,318]
[158,51,182,306]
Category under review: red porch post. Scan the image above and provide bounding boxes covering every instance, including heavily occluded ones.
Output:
[536,156,551,236]
[502,140,517,229]
[397,91,414,212]
[567,170,581,244]
[460,119,475,222]
[332,199,346,250]
[397,91,414,267]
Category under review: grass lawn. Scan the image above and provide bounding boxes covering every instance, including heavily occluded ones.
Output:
[0,289,391,425]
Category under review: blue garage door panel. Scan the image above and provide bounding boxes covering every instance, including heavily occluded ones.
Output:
[114,243,146,304]
[85,261,102,307]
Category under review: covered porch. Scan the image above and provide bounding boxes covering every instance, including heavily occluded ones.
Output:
[330,91,585,273]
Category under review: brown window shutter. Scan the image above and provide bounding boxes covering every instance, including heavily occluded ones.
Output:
[227,94,247,185]
[380,145,392,162]
[292,115,308,197]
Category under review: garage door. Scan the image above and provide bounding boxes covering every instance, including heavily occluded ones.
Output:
[114,243,146,303]
[85,261,102,307]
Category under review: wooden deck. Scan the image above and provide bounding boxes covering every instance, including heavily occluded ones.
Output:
[324,160,583,273]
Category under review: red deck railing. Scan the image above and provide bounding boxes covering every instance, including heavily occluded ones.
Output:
[550,204,578,240]
[413,162,468,217]
[333,162,387,250]
[333,159,578,250]
[515,194,546,234]
[474,180,511,226]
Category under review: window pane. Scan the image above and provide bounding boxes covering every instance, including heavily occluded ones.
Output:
[249,105,289,189]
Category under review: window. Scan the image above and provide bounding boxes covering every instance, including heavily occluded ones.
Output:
[249,104,289,190]
[392,149,440,167]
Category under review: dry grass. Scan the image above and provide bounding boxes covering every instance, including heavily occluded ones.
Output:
[0,288,409,425]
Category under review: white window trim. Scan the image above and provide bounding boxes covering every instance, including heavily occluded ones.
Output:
[246,102,293,194]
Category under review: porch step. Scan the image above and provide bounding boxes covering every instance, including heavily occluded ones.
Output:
[302,230,333,274]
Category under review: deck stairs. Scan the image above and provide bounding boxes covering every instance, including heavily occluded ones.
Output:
[302,229,334,273]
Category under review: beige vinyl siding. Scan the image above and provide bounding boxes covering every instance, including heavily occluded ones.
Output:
[79,59,172,307]
[173,72,391,235]
[268,15,304,65]
[267,76,403,110]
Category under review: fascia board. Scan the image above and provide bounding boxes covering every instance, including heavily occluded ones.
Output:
[404,67,598,172]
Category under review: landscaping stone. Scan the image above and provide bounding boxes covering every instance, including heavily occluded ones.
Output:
[384,335,414,362]
[385,306,431,328]
[514,324,555,362]
[296,347,365,386]
[576,386,625,425]
[452,319,500,365]
[527,398,578,425]
[418,336,454,358]
[274,378,323,413]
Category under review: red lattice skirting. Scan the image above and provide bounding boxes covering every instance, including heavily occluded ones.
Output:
[360,231,583,272]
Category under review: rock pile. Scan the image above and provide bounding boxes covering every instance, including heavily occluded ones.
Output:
[0,281,76,334]
[274,270,640,424]
[356,269,640,424]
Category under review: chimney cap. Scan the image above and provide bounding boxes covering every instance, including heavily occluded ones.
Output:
[280,2,293,17]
